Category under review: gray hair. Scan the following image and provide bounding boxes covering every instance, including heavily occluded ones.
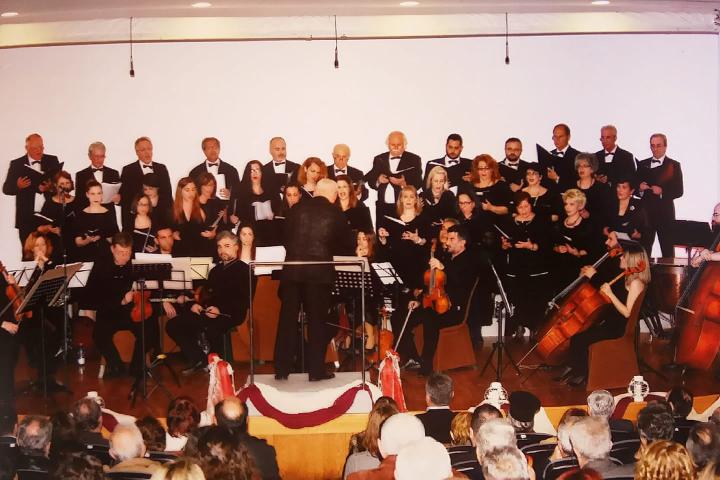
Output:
[558,416,586,457]
[87,141,106,155]
[482,446,530,480]
[574,152,599,173]
[386,131,407,148]
[587,390,615,418]
[475,418,517,463]
[394,437,452,480]
[110,424,146,462]
[425,372,453,406]
[17,415,52,453]
[216,230,239,246]
[378,413,425,457]
[569,416,612,462]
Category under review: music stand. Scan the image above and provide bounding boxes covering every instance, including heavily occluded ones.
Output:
[128,262,171,405]
[671,220,713,265]
[17,264,82,399]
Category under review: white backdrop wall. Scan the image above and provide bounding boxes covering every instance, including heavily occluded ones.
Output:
[0,33,717,263]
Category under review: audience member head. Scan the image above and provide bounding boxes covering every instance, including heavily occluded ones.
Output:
[636,440,695,480]
[377,413,425,458]
[109,424,146,462]
[482,446,530,480]
[167,397,201,439]
[686,422,720,471]
[667,386,694,418]
[214,397,249,434]
[556,467,603,480]
[395,437,452,480]
[50,452,104,480]
[17,415,53,456]
[361,403,399,458]
[568,416,612,468]
[475,419,517,464]
[49,410,81,461]
[557,410,589,458]
[72,396,103,433]
[587,390,615,419]
[373,396,399,410]
[150,458,206,480]
[450,411,473,446]
[637,402,675,446]
[424,373,453,408]
[471,404,502,445]
[136,416,167,452]
[710,406,720,430]
[193,425,256,480]
[508,391,540,433]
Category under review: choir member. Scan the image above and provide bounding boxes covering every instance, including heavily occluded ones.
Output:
[73,180,119,263]
[231,160,281,246]
[262,137,299,198]
[499,137,530,192]
[455,192,495,253]
[336,175,373,234]
[171,177,212,258]
[421,166,456,239]
[545,123,581,191]
[141,173,171,226]
[423,133,472,189]
[197,172,228,242]
[574,152,613,232]
[327,143,367,203]
[298,157,328,200]
[188,137,241,201]
[604,177,649,248]
[0,267,18,411]
[125,194,158,254]
[466,154,512,225]
[595,125,636,186]
[35,170,76,262]
[74,141,121,210]
[522,163,561,222]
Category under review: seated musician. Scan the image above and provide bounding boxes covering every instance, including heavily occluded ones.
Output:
[166,230,252,375]
[84,232,158,378]
[691,202,720,267]
[554,243,650,387]
[398,225,478,377]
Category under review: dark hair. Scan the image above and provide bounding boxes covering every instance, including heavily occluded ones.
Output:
[471,404,502,435]
[513,191,532,209]
[17,415,53,453]
[214,398,249,434]
[85,179,102,194]
[554,123,571,136]
[446,133,463,145]
[0,407,17,436]
[167,397,200,438]
[111,231,133,248]
[193,426,256,480]
[505,137,522,146]
[667,386,694,418]
[131,193,153,215]
[136,416,166,452]
[53,170,74,195]
[196,172,217,197]
[49,411,82,462]
[425,372,454,406]
[50,452,105,480]
[637,402,675,442]
[448,224,470,244]
[686,422,720,470]
[72,397,102,432]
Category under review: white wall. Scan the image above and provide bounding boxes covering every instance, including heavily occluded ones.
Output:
[0,33,717,263]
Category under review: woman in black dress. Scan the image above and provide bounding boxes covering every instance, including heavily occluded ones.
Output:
[36,170,77,263]
[604,177,649,250]
[421,166,456,239]
[297,157,328,200]
[466,154,512,226]
[522,163,562,222]
[231,161,280,246]
[197,172,230,256]
[172,177,208,257]
[73,180,119,263]
[336,175,373,234]
[125,194,158,254]
[574,153,613,234]
[499,191,553,339]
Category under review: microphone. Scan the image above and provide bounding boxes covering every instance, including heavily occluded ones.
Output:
[334,48,339,69]
[130,60,135,78]
[492,294,503,323]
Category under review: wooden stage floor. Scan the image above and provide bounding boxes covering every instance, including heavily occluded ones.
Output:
[13,333,720,417]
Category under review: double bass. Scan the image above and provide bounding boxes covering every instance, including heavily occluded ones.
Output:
[675,228,720,370]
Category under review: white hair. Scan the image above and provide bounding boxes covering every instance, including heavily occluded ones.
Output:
[378,413,425,457]
[394,437,452,480]
[587,390,615,418]
[557,416,585,457]
[482,446,530,480]
[569,416,612,462]
[475,418,517,463]
[110,424,146,462]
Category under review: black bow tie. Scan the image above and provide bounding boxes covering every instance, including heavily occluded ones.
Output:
[274,162,285,167]
[447,159,459,165]
[553,151,564,157]
[605,152,614,157]
[31,160,41,165]
[142,164,153,169]
[207,162,219,168]
[335,169,346,175]
[651,159,662,164]
[390,156,401,161]
[92,167,103,172]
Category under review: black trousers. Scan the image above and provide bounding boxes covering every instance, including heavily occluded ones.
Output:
[18,307,63,378]
[166,309,240,366]
[0,328,19,411]
[392,304,463,369]
[568,318,625,376]
[506,272,552,332]
[275,281,333,377]
[93,307,158,372]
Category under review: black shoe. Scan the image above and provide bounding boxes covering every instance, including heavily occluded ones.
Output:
[181,361,206,376]
[513,326,525,340]
[418,364,433,377]
[104,364,127,379]
[552,366,574,382]
[44,378,70,394]
[309,371,335,382]
[274,373,289,380]
[567,375,587,387]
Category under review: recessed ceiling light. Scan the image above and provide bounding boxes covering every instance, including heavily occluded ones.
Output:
[591,0,610,5]
[400,1,420,6]
[1,11,19,17]
[191,2,212,8]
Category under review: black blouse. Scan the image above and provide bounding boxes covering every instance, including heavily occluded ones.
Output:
[466,181,512,225]
[500,215,553,276]
[383,214,430,290]
[72,208,119,262]
[342,204,374,234]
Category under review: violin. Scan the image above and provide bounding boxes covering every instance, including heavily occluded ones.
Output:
[0,262,32,323]
[422,239,451,314]
[370,306,394,364]
[130,289,153,323]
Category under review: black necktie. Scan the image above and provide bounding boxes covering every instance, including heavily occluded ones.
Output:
[651,159,661,164]
[448,159,459,165]
[92,167,103,172]
[142,164,153,169]
[274,162,285,167]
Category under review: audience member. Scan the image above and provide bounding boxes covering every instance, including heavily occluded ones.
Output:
[72,396,107,447]
[343,403,399,479]
[108,424,161,475]
[166,397,201,452]
[709,406,720,431]
[567,416,617,476]
[509,391,541,434]
[214,397,280,480]
[450,411,473,446]
[545,409,587,473]
[394,437,452,480]
[347,413,425,480]
[191,425,257,480]
[686,422,720,471]
[50,451,104,480]
[416,372,456,444]
[475,418,517,466]
[587,389,634,433]
[482,446,531,480]
[136,416,167,453]
[150,458,206,480]
[448,403,502,480]
[698,460,720,480]
[667,386,699,444]
[635,439,696,480]
[637,402,675,447]
[49,411,82,463]
[347,396,399,455]
[556,467,602,480]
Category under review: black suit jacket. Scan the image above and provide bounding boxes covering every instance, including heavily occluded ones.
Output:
[635,157,683,221]
[74,165,121,210]
[423,156,473,189]
[189,160,241,197]
[550,146,580,192]
[119,161,173,228]
[364,151,422,205]
[498,159,531,189]
[3,154,62,230]
[595,147,636,186]
[238,433,280,480]
[327,164,368,202]
[416,408,457,444]
[262,160,300,198]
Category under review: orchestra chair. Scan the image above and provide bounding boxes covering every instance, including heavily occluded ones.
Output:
[586,290,646,391]
[516,432,553,449]
[83,442,113,465]
[413,278,479,372]
[14,470,47,480]
[542,457,579,480]
[521,441,557,479]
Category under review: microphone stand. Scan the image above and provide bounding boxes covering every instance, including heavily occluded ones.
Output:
[59,189,74,390]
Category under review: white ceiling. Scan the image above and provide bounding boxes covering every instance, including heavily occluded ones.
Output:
[0,0,718,23]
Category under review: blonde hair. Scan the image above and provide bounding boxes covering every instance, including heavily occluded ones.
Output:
[562,188,587,210]
[624,244,651,286]
[635,440,695,480]
[425,166,448,191]
[150,458,205,480]
[450,411,473,446]
[395,185,422,216]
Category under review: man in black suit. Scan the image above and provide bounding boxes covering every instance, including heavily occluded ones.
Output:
[274,179,354,381]
[326,143,367,203]
[119,137,173,230]
[544,123,580,191]
[415,372,456,444]
[74,141,121,210]
[262,136,299,199]
[635,133,683,257]
[595,125,636,186]
[499,137,531,192]
[423,133,472,190]
[365,131,422,229]
[215,397,280,480]
[3,133,61,248]
[188,137,240,202]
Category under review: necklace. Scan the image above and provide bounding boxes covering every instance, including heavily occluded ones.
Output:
[564,215,581,227]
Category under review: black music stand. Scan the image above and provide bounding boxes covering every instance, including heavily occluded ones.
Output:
[17,264,82,399]
[671,220,713,265]
[128,262,171,406]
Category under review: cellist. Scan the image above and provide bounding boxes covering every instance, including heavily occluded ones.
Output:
[555,243,650,387]
[690,202,720,267]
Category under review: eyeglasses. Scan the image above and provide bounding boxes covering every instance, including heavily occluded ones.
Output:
[477,167,490,171]
[458,201,473,205]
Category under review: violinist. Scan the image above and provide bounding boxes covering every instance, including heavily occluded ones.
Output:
[555,244,650,387]
[84,232,158,378]
[402,225,478,376]
[166,230,253,376]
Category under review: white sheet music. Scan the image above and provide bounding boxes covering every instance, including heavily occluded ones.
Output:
[254,246,286,275]
[371,262,403,285]
[101,182,121,204]
[53,262,93,288]
[215,174,229,200]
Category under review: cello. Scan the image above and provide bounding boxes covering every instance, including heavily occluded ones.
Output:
[0,262,32,324]
[675,228,720,370]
